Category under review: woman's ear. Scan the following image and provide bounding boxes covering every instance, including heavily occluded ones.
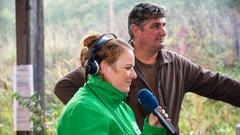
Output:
[100,61,109,76]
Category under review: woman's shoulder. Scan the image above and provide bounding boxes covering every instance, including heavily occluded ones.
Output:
[66,87,101,110]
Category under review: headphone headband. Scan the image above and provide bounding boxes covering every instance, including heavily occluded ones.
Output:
[91,33,117,53]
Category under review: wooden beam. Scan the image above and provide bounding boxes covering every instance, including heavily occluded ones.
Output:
[15,0,44,134]
[231,3,240,60]
[16,0,31,65]
[32,1,45,134]
[237,123,240,135]
[15,1,32,134]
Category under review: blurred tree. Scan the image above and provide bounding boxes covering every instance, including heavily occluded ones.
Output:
[0,0,15,48]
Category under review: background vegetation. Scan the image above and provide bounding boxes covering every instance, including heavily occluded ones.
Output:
[0,0,240,135]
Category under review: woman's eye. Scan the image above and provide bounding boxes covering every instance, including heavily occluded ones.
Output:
[125,66,132,70]
[126,67,131,69]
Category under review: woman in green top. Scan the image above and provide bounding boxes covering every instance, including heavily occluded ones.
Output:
[57,33,167,135]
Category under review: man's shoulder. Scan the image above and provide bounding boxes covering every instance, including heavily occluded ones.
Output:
[56,66,85,87]
[161,49,190,61]
[161,49,179,57]
[68,66,85,76]
[61,66,85,80]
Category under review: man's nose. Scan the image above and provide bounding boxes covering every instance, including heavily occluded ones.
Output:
[160,27,167,36]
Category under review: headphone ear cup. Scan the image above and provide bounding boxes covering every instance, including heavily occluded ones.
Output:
[86,60,100,75]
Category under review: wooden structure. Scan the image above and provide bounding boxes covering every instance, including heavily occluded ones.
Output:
[15,0,44,134]
[237,123,240,135]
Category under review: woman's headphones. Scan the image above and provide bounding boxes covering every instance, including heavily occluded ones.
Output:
[85,33,117,75]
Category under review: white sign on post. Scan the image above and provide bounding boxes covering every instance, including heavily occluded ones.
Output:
[13,65,34,131]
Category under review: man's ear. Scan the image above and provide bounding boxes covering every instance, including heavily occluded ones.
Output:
[130,24,140,37]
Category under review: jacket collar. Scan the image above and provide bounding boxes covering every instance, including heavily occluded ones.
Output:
[86,75,127,108]
[158,49,173,65]
[133,49,173,91]
[129,41,173,65]
[134,49,173,67]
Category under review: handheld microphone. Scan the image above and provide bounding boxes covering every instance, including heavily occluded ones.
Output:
[137,88,178,135]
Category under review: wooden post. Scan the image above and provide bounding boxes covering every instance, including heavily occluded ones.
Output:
[237,123,240,135]
[31,0,45,120]
[108,0,114,32]
[15,0,44,135]
[30,0,45,134]
[234,13,240,60]
[231,4,240,60]
[16,0,31,65]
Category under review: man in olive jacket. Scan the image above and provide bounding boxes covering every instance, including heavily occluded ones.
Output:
[54,2,240,134]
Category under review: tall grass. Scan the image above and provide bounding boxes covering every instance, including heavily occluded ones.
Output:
[180,94,240,135]
[180,66,240,135]
[0,88,15,135]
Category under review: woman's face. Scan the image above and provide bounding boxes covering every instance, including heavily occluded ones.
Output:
[101,47,137,93]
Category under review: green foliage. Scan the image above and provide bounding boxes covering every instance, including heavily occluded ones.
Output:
[13,92,44,134]
[0,88,15,135]
[44,92,64,135]
[180,93,240,135]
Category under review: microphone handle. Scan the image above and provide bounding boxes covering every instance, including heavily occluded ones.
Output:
[153,108,178,135]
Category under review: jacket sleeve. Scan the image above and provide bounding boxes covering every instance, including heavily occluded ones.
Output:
[57,103,109,135]
[181,56,240,107]
[54,67,85,104]
[142,115,167,135]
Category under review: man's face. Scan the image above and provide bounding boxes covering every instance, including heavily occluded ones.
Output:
[135,18,167,52]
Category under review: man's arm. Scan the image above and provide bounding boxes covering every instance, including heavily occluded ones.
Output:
[54,67,85,104]
[182,56,240,107]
